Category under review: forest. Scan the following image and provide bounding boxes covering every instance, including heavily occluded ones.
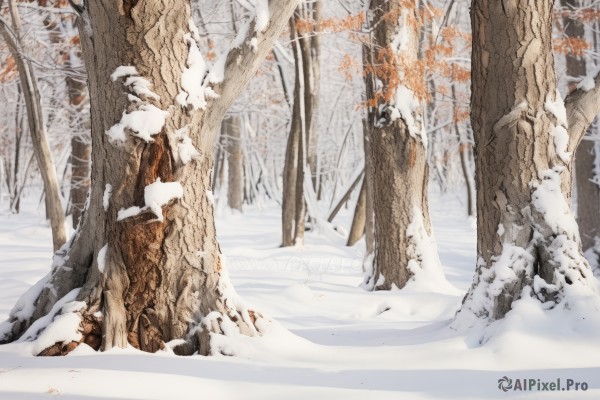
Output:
[0,0,600,398]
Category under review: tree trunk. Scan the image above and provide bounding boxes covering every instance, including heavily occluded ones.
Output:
[347,178,366,246]
[456,0,599,325]
[0,0,298,356]
[362,0,444,290]
[225,115,243,211]
[451,85,475,217]
[561,0,600,252]
[0,0,67,251]
[281,3,319,247]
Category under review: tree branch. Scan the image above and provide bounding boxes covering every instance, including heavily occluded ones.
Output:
[202,0,299,137]
[565,70,600,153]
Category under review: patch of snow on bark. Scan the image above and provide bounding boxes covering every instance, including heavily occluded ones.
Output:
[107,105,169,143]
[176,22,219,110]
[577,76,595,92]
[111,66,138,81]
[389,85,427,148]
[103,184,112,211]
[97,244,108,273]
[117,206,143,221]
[174,126,200,165]
[144,178,184,222]
[545,90,569,127]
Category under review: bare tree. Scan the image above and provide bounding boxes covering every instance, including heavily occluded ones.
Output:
[0,0,298,356]
[281,1,321,247]
[0,0,67,250]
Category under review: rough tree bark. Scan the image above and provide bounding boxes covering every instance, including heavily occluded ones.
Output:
[456,0,600,325]
[0,0,298,356]
[561,0,600,253]
[362,0,444,290]
[0,0,67,250]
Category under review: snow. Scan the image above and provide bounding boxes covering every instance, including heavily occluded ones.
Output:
[254,0,270,32]
[97,244,108,274]
[174,127,200,165]
[551,125,571,163]
[405,206,458,294]
[1,192,600,398]
[117,206,143,221]
[116,179,184,222]
[110,66,138,81]
[107,104,169,143]
[123,76,160,100]
[176,28,219,110]
[103,184,112,211]
[144,178,184,222]
[545,90,569,127]
[577,76,596,92]
[389,85,427,147]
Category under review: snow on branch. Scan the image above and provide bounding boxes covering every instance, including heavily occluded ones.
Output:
[199,0,299,136]
[565,69,600,152]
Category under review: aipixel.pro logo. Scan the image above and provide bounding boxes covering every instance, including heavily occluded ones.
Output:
[497,376,589,392]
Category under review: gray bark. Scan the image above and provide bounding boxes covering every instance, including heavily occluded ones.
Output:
[0,0,298,355]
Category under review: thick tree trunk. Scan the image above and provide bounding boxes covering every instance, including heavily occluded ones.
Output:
[362,0,444,290]
[561,0,600,252]
[456,0,599,325]
[0,1,67,251]
[224,116,243,211]
[0,0,298,355]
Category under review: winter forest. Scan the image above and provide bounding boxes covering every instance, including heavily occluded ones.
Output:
[1,0,600,398]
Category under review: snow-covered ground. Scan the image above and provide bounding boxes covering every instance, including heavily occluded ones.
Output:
[0,191,599,399]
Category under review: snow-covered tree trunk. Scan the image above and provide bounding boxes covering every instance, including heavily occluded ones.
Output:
[0,0,298,355]
[362,0,444,290]
[456,0,600,325]
[0,0,67,251]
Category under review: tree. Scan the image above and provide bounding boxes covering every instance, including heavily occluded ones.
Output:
[0,0,298,355]
[224,115,243,211]
[560,0,600,261]
[456,0,600,324]
[362,0,446,290]
[0,0,67,250]
[281,0,321,247]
